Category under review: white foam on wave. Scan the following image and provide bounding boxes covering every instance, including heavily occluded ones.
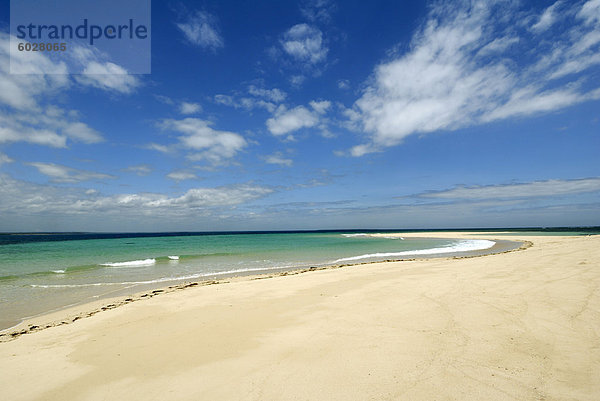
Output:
[342,233,403,240]
[100,258,156,268]
[29,265,302,289]
[168,256,179,260]
[31,282,106,288]
[332,239,496,263]
[51,270,66,274]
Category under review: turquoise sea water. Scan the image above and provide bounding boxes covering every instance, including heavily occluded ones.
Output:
[0,229,592,330]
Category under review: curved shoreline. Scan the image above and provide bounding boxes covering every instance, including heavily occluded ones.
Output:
[2,233,599,401]
[0,234,529,342]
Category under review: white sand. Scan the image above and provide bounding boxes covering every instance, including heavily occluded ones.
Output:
[1,232,599,400]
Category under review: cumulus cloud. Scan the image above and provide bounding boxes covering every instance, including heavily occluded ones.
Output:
[159,118,247,164]
[179,102,202,115]
[214,94,235,107]
[177,11,224,50]
[66,45,142,93]
[266,105,320,136]
[309,100,331,114]
[155,96,202,115]
[0,121,66,148]
[28,162,116,183]
[265,99,333,138]
[214,85,287,113]
[0,106,103,147]
[281,24,328,65]
[247,85,287,103]
[421,178,600,199]
[167,170,197,181]
[0,153,14,165]
[61,121,104,144]
[146,143,173,154]
[289,75,306,87]
[0,34,121,149]
[75,61,140,94]
[337,79,350,90]
[348,0,600,155]
[263,152,293,167]
[0,33,68,110]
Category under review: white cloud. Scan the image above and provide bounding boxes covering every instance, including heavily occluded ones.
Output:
[266,105,320,136]
[2,34,138,105]
[0,121,66,148]
[76,61,140,94]
[300,0,335,23]
[123,164,152,176]
[146,143,173,154]
[28,162,116,183]
[247,85,287,103]
[337,79,350,90]
[531,1,562,32]
[309,100,331,114]
[214,94,270,111]
[158,185,272,208]
[214,94,235,106]
[167,170,198,181]
[578,0,600,25]
[263,152,293,167]
[65,44,141,94]
[422,178,600,199]
[155,94,175,105]
[0,34,69,110]
[179,102,202,115]
[348,144,376,157]
[0,106,103,147]
[281,24,328,65]
[213,86,287,113]
[478,36,519,55]
[0,174,272,219]
[244,98,279,113]
[0,153,14,165]
[481,86,585,122]
[547,23,600,79]
[61,121,103,144]
[348,0,600,155]
[290,75,306,86]
[177,11,224,50]
[159,118,247,164]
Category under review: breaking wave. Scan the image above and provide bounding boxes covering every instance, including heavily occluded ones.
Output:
[100,258,156,268]
[333,239,495,263]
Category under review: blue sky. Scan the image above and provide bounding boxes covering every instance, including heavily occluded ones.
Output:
[0,0,599,232]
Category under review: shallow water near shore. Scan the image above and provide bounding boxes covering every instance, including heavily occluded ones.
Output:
[0,230,528,329]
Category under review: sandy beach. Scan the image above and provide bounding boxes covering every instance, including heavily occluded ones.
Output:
[1,232,599,400]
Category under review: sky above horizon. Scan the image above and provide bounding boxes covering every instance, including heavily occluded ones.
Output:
[0,0,599,232]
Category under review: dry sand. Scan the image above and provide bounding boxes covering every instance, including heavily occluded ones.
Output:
[1,232,599,400]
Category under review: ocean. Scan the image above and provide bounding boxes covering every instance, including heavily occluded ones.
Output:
[0,229,593,330]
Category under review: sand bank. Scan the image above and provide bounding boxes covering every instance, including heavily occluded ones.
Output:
[1,232,598,400]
